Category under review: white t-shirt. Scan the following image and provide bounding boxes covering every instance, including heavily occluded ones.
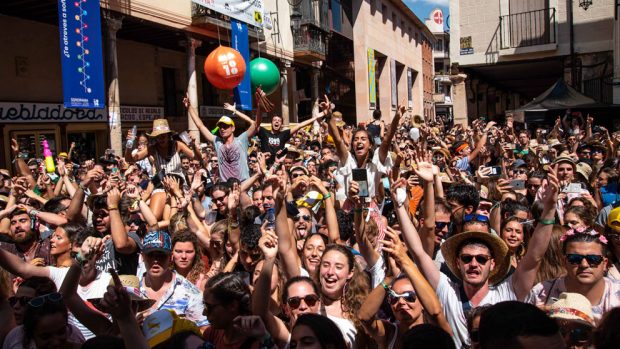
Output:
[525,277,620,324]
[436,273,516,349]
[47,266,112,339]
[327,315,357,349]
[336,150,392,200]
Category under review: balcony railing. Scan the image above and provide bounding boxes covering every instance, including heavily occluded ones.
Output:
[293,25,327,59]
[293,0,330,32]
[499,8,556,49]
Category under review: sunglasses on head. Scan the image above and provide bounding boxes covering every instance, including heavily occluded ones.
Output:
[565,253,604,267]
[293,214,312,222]
[9,296,32,307]
[459,254,491,265]
[128,218,144,226]
[387,290,417,304]
[28,292,63,308]
[463,214,490,223]
[286,294,320,309]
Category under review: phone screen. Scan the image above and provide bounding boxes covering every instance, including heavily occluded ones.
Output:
[352,169,369,197]
[510,179,525,190]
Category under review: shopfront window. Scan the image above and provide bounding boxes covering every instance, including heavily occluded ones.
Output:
[67,132,97,163]
[11,131,58,160]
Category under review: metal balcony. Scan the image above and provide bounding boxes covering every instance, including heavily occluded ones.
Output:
[293,0,330,32]
[293,25,327,62]
[499,8,556,49]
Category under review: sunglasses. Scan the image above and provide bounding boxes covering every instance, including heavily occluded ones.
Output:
[293,214,312,222]
[515,169,528,175]
[291,173,306,179]
[29,292,63,307]
[463,214,489,223]
[127,218,145,226]
[387,290,417,304]
[212,196,226,203]
[9,296,32,307]
[607,234,620,241]
[459,254,491,265]
[435,222,449,230]
[287,294,320,309]
[565,253,604,267]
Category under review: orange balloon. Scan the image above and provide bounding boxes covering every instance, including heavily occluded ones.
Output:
[204,46,247,90]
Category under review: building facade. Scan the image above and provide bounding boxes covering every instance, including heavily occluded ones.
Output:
[0,0,432,168]
[426,9,453,125]
[449,0,615,124]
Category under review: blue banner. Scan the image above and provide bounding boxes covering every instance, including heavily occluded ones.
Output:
[231,19,253,111]
[57,0,105,109]
[331,0,342,32]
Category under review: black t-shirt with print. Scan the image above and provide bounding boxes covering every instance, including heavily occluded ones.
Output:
[258,127,291,157]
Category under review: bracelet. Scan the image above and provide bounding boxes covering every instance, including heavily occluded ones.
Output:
[539,218,555,225]
[30,209,40,218]
[107,206,118,211]
[381,282,391,291]
[322,193,331,200]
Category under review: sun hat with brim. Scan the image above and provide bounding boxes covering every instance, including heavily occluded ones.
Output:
[546,292,594,327]
[547,138,562,147]
[576,162,593,180]
[432,148,451,160]
[88,274,156,313]
[587,141,606,152]
[607,206,620,233]
[0,169,10,178]
[289,166,309,176]
[440,230,511,285]
[217,116,235,127]
[0,195,8,204]
[147,119,174,138]
[552,155,576,167]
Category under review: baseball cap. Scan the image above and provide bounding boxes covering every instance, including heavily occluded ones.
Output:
[142,231,172,254]
[512,159,527,169]
[217,116,235,127]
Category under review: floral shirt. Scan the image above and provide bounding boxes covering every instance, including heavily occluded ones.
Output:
[140,271,209,327]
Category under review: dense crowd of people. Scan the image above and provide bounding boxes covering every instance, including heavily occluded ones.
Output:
[0,89,619,349]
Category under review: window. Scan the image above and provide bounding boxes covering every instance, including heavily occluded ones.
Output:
[162,67,179,117]
[436,39,443,51]
[382,5,387,24]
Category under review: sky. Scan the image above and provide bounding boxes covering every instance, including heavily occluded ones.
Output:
[404,0,450,31]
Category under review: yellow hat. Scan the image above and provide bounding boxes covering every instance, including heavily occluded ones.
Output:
[608,206,620,233]
[58,152,68,158]
[217,116,235,127]
[142,309,201,348]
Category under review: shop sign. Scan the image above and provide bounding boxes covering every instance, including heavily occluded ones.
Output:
[120,106,164,122]
[460,36,473,55]
[192,0,264,27]
[0,102,105,123]
[199,106,230,118]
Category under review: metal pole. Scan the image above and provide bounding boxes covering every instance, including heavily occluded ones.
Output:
[569,0,576,87]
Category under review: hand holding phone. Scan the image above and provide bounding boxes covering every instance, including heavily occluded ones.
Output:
[352,169,369,197]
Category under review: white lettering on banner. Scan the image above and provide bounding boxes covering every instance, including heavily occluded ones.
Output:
[199,105,229,118]
[0,102,105,122]
[120,106,164,121]
[60,0,70,58]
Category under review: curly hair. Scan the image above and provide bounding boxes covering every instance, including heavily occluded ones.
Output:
[206,272,251,315]
[318,244,370,329]
[171,229,206,285]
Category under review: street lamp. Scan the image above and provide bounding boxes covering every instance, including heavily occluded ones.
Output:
[579,0,593,10]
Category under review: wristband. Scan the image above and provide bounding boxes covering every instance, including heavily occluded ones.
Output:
[322,193,331,200]
[381,282,391,291]
[30,209,40,218]
[107,206,118,211]
[539,218,555,225]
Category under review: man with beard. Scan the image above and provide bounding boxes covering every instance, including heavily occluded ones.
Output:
[0,209,52,266]
[393,167,560,348]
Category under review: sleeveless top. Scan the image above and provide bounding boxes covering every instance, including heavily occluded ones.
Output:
[367,121,381,139]
[153,141,184,178]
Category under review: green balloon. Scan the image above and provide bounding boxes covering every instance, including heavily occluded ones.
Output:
[249,58,280,95]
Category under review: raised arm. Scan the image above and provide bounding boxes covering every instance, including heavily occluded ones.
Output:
[378,104,404,164]
[252,231,290,348]
[512,167,559,300]
[10,139,36,190]
[322,96,349,163]
[349,181,380,266]
[107,189,138,254]
[310,177,341,245]
[0,247,50,279]
[467,122,495,162]
[224,103,258,139]
[381,228,452,335]
[184,96,216,144]
[291,114,322,135]
[392,178,441,288]
[272,176,301,279]
[415,161,437,257]
[358,278,391,345]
